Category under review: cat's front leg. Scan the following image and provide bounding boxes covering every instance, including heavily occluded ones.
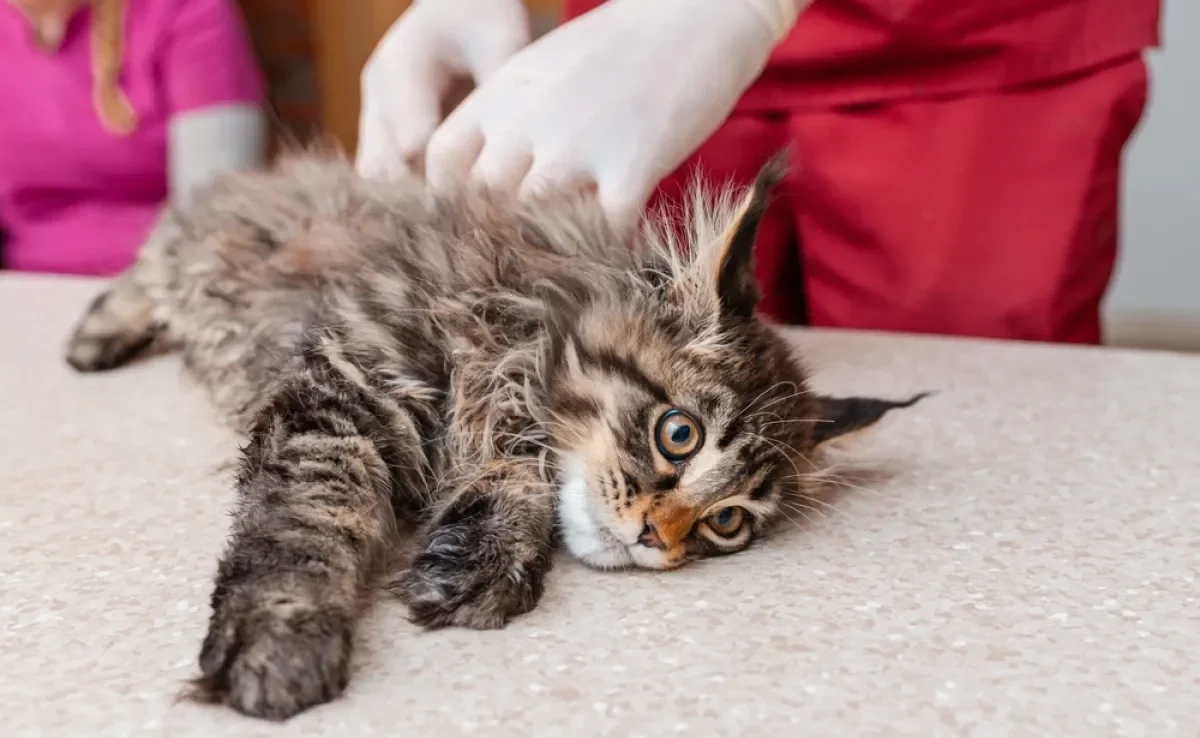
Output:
[395,459,555,630]
[189,358,434,721]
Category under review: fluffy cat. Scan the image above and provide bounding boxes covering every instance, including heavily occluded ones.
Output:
[64,150,925,720]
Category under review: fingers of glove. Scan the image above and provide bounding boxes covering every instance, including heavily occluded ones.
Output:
[597,169,656,235]
[425,111,486,193]
[469,138,535,195]
[356,50,447,179]
[355,112,426,186]
[354,101,401,179]
[517,155,598,203]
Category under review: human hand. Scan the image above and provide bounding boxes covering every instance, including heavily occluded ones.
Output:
[355,0,531,182]
[422,0,805,229]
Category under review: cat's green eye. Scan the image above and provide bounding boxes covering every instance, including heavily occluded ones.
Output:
[654,409,703,461]
[706,506,745,537]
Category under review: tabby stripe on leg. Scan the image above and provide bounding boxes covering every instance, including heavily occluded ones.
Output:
[189,356,441,720]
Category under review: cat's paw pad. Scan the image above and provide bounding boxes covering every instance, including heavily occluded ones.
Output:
[393,505,548,630]
[185,603,352,721]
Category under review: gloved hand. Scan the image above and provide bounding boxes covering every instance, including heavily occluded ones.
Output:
[355,0,531,182]
[423,0,808,229]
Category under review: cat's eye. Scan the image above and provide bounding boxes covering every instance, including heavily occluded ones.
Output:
[654,409,703,461]
[706,506,745,537]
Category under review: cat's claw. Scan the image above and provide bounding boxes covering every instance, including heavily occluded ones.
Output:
[186,600,352,721]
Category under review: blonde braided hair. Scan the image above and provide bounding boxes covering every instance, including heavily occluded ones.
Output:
[90,0,137,134]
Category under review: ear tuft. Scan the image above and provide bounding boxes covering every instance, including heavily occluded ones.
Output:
[715,150,791,320]
[811,391,933,448]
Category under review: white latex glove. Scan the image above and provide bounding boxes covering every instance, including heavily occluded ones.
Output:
[424,0,808,229]
[355,0,531,182]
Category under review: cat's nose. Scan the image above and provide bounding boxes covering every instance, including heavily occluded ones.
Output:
[640,504,693,549]
[637,522,666,550]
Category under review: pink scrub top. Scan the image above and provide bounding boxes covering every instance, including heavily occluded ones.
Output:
[0,0,265,275]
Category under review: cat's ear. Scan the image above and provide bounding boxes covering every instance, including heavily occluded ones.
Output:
[811,392,932,449]
[713,151,789,320]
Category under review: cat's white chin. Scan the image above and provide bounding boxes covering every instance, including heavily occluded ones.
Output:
[555,465,636,569]
[556,454,674,570]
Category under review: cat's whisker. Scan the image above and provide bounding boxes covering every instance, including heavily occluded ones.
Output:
[794,493,850,520]
[757,417,823,430]
[741,380,796,418]
[753,390,812,415]
[769,505,808,531]
[743,430,817,487]
[776,500,822,529]
[784,466,902,506]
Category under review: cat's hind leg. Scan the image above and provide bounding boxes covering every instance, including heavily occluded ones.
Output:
[64,208,183,372]
[64,269,163,372]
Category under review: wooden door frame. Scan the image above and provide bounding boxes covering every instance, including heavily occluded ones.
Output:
[310,1,563,157]
[310,0,413,156]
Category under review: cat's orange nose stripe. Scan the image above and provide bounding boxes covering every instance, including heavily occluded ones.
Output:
[645,504,694,550]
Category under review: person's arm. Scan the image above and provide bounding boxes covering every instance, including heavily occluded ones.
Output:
[169,104,266,202]
[161,0,269,202]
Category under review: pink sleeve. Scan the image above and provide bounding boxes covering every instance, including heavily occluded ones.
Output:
[161,0,266,114]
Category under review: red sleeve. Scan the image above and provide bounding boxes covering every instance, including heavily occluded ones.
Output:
[161,0,266,114]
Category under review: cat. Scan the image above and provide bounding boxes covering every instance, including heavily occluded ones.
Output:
[64,149,926,721]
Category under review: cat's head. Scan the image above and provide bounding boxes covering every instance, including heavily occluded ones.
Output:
[542,154,925,570]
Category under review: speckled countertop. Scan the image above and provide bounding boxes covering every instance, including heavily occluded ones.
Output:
[2,274,1198,738]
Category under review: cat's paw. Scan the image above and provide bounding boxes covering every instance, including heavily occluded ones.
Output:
[393,491,552,630]
[396,535,546,630]
[186,600,353,721]
[64,290,160,372]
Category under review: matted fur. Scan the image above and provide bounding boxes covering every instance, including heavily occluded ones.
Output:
[65,149,924,721]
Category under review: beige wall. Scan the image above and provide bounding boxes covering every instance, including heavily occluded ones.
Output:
[1104,0,1200,352]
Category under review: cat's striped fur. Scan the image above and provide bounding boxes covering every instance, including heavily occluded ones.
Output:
[64,150,924,721]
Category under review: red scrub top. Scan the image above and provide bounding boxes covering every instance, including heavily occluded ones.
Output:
[564,0,1159,111]
[562,0,1161,344]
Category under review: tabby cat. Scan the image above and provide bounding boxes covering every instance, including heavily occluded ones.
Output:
[64,150,925,721]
